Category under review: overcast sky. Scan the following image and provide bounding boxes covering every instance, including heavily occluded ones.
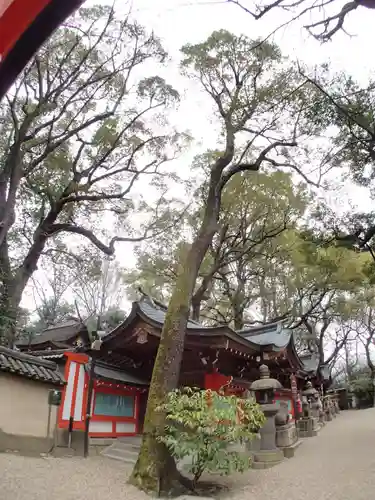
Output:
[22,0,375,316]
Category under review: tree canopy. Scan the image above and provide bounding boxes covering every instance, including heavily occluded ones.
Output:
[0,5,186,345]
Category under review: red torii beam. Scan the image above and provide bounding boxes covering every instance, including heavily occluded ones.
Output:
[0,0,85,99]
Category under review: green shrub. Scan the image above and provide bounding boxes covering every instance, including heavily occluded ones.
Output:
[157,387,265,488]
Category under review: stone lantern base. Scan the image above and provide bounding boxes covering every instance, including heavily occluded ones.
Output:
[276,422,302,458]
[252,448,284,469]
[319,411,326,427]
[297,416,320,437]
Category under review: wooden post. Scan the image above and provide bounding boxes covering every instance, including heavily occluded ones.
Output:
[46,403,52,439]
[53,405,59,449]
[83,355,96,458]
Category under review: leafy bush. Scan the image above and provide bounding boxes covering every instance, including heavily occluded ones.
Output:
[157,387,265,487]
[351,375,374,408]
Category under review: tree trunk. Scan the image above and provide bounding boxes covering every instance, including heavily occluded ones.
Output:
[0,210,58,346]
[129,121,235,495]
[129,205,219,495]
[191,275,213,322]
[233,308,244,331]
[0,289,19,347]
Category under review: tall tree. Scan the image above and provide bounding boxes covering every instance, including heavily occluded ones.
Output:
[0,5,184,345]
[128,169,309,328]
[71,257,127,330]
[28,246,127,333]
[129,30,331,494]
[288,69,375,258]
[343,288,375,405]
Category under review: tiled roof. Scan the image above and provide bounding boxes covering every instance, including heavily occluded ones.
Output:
[0,346,65,385]
[16,320,88,347]
[299,353,331,380]
[138,300,214,330]
[300,353,319,373]
[90,362,149,386]
[137,296,291,350]
[25,348,72,360]
[238,322,291,349]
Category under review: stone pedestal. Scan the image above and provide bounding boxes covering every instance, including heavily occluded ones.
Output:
[331,401,337,418]
[311,401,320,419]
[274,399,301,458]
[252,403,284,469]
[276,422,301,458]
[297,416,319,437]
[325,407,333,421]
[319,409,326,427]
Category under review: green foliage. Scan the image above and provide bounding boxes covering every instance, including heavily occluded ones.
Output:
[29,299,76,333]
[127,169,311,326]
[157,387,265,486]
[85,307,126,333]
[180,30,299,134]
[350,367,374,408]
[0,6,188,345]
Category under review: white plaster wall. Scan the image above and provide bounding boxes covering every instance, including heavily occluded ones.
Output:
[0,373,58,438]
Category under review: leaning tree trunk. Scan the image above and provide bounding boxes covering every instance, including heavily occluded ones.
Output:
[0,219,52,346]
[0,288,20,347]
[129,205,219,495]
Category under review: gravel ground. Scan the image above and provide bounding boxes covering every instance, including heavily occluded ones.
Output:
[1,409,375,500]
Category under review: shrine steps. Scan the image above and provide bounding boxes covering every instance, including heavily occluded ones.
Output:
[100,436,141,464]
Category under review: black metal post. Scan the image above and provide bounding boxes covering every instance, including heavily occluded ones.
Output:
[83,355,96,458]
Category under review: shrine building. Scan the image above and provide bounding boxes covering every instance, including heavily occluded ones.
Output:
[23,295,330,440]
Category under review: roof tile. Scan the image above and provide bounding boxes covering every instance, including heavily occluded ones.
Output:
[16,320,88,347]
[0,346,65,386]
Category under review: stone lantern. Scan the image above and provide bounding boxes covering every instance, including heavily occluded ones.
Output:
[302,381,317,413]
[329,395,337,418]
[274,400,301,458]
[333,393,341,414]
[304,382,321,419]
[323,395,333,421]
[297,381,320,437]
[249,364,284,469]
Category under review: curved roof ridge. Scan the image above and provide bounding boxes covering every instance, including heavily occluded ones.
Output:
[104,298,294,353]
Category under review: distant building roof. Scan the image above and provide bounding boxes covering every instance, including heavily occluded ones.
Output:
[238,322,291,350]
[300,353,320,373]
[0,346,65,386]
[138,299,214,331]
[16,319,88,348]
[299,353,331,381]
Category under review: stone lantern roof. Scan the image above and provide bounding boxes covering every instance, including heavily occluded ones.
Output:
[250,364,283,392]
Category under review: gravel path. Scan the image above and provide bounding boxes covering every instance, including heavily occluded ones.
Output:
[224,408,375,500]
[1,409,375,500]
